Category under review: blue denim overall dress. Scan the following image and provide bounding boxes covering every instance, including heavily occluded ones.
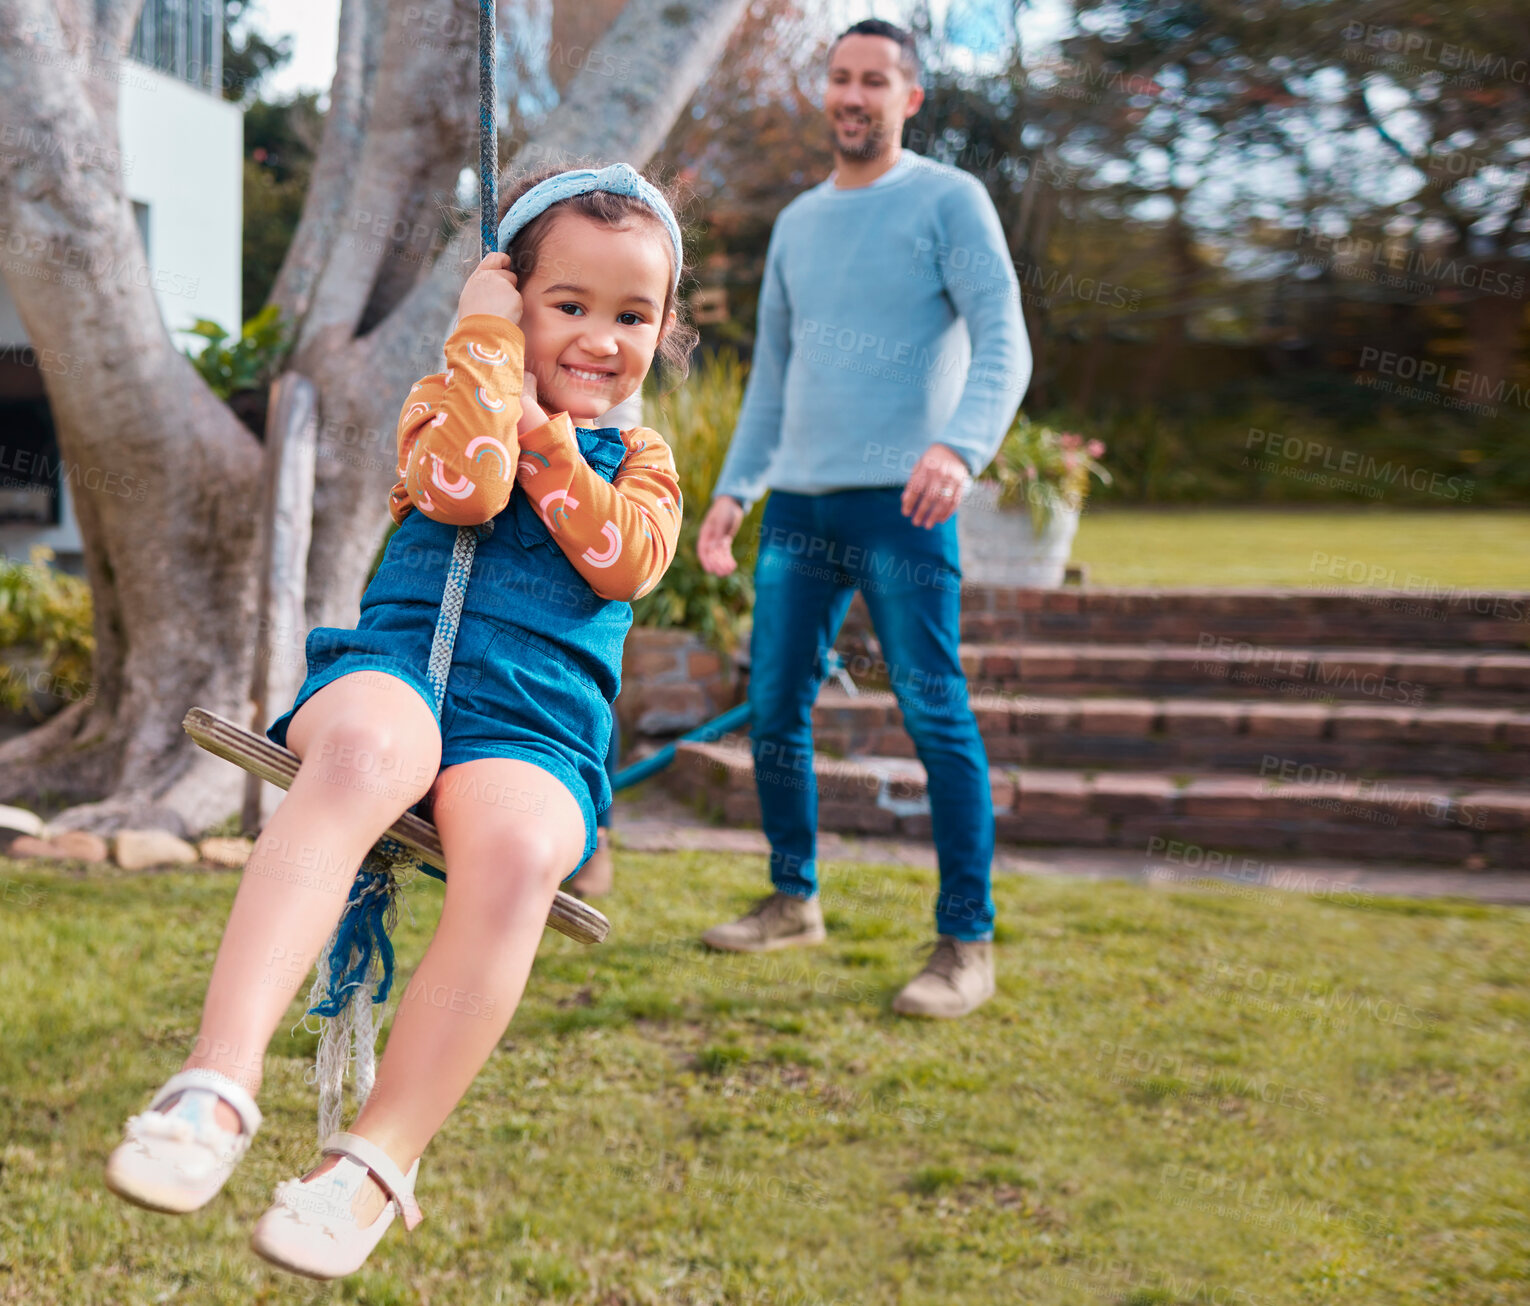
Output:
[267,426,633,873]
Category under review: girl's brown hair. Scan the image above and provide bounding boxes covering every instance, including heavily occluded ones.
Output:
[495,160,701,384]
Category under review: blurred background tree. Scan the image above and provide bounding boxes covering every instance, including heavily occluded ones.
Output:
[647,0,1530,504]
[227,0,1529,525]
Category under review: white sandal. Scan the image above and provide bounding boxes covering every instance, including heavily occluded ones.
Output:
[249,1130,423,1280]
[104,1067,263,1213]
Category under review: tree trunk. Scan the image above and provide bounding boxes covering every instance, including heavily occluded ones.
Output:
[1132,187,1196,405]
[1465,269,1527,393]
[0,0,750,836]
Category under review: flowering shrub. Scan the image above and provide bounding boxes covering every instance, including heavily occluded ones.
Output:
[978,416,1111,534]
[0,546,95,715]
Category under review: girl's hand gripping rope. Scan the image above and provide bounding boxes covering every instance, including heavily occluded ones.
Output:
[458,252,524,324]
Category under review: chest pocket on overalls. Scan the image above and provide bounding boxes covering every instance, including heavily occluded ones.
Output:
[512,428,628,554]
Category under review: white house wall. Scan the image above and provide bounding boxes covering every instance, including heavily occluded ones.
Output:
[0,62,241,564]
[117,63,243,352]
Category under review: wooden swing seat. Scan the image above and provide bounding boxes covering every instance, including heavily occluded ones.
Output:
[181,706,610,945]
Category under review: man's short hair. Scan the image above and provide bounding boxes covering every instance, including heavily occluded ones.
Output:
[831,18,921,84]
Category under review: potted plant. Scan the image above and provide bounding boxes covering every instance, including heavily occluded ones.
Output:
[959,416,1110,587]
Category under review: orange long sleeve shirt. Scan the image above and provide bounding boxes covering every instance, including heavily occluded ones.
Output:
[388,314,682,602]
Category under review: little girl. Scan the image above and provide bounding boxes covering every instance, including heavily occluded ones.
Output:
[104,161,695,1279]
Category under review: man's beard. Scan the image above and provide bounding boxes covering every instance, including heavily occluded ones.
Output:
[834,115,888,161]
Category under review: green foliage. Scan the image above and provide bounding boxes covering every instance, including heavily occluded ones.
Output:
[979,415,1111,532]
[1058,397,1528,507]
[220,0,294,105]
[241,91,322,313]
[632,349,764,654]
[0,547,94,714]
[182,303,292,400]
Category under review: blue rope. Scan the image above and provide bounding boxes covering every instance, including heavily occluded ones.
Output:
[307,852,404,1016]
[306,0,498,1029]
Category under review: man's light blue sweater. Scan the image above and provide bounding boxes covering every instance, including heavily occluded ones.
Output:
[712,149,1031,512]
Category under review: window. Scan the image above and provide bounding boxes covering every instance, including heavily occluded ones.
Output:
[128,0,223,94]
[133,201,151,264]
[0,380,62,528]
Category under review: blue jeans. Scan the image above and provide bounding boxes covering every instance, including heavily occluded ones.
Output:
[747,487,995,941]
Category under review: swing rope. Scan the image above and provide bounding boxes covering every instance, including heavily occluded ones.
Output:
[298,0,499,1143]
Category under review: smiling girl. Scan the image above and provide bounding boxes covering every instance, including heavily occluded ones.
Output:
[105,162,695,1280]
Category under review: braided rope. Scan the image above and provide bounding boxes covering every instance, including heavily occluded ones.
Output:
[426,519,492,706]
[303,0,500,1142]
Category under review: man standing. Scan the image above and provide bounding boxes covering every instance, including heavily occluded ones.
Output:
[695,19,1030,1017]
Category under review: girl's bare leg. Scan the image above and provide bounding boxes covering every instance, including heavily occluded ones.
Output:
[295,757,586,1222]
[160,671,441,1132]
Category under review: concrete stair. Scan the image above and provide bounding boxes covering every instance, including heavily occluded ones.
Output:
[656,585,1530,868]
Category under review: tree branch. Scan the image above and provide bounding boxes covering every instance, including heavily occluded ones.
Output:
[266,0,381,336]
[289,0,479,361]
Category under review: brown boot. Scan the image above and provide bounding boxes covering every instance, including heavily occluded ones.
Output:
[566,830,613,899]
[891,937,995,1018]
[701,891,827,953]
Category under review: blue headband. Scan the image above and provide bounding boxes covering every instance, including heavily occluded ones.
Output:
[495,162,682,291]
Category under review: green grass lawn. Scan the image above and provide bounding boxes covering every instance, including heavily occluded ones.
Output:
[1071,509,1530,590]
[3,850,1527,1305]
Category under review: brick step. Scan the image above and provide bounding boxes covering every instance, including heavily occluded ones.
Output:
[665,740,1528,866]
[810,688,1530,781]
[941,585,1530,648]
[936,642,1530,705]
